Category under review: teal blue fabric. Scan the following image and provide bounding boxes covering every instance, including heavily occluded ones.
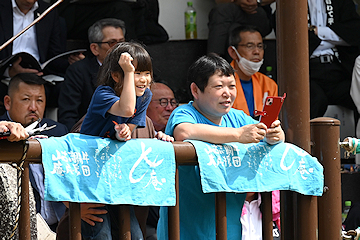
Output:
[38,133,176,206]
[188,140,324,196]
[164,101,257,136]
[159,102,256,240]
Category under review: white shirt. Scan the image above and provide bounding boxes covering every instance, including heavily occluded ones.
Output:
[308,0,348,58]
[241,193,262,240]
[11,0,40,61]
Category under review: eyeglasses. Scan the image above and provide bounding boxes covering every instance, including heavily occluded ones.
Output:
[154,98,179,108]
[237,43,266,51]
[94,39,125,48]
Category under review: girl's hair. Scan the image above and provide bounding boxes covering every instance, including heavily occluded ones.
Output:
[97,41,153,94]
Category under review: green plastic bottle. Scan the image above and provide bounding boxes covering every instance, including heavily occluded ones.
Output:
[342,200,351,223]
[266,66,273,79]
[185,2,197,39]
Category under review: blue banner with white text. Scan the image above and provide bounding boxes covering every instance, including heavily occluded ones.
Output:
[38,134,176,206]
[188,140,324,196]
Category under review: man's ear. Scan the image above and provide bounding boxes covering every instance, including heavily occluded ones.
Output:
[4,95,11,111]
[228,46,238,61]
[190,82,200,100]
[90,43,100,56]
[111,72,120,83]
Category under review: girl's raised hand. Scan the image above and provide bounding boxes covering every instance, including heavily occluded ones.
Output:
[119,52,135,73]
[114,123,131,141]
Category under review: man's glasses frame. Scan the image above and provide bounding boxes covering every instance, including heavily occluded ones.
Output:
[153,98,179,108]
[93,39,125,48]
[237,43,267,51]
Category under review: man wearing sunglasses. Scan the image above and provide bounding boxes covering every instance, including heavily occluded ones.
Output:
[58,18,126,131]
[227,25,277,119]
[147,82,178,132]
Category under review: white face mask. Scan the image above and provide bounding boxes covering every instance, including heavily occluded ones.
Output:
[231,46,263,76]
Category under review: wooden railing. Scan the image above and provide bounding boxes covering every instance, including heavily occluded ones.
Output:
[0,117,342,240]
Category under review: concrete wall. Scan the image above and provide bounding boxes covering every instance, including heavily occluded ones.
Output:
[158,0,277,40]
[158,0,216,40]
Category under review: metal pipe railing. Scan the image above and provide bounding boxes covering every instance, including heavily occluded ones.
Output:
[311,117,342,240]
[277,0,313,238]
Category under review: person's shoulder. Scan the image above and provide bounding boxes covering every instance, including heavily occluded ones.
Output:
[169,102,201,122]
[0,113,8,121]
[253,72,277,86]
[37,0,55,13]
[37,0,50,7]
[0,0,11,9]
[95,85,113,93]
[137,88,153,104]
[227,108,248,117]
[144,87,152,98]
[227,108,256,121]
[172,102,194,114]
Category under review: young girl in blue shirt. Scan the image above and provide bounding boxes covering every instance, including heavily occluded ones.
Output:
[81,42,153,141]
[80,42,161,240]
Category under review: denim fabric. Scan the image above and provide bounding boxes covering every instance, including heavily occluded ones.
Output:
[81,206,112,240]
[81,205,143,240]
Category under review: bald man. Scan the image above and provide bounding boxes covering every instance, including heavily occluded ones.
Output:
[147,83,178,132]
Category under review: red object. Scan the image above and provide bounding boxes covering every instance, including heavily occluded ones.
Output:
[254,93,286,128]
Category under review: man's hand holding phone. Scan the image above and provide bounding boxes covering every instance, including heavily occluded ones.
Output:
[265,120,284,145]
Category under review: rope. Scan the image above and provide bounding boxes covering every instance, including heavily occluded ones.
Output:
[8,141,29,240]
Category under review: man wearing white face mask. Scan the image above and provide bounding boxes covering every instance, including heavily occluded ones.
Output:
[227,25,281,240]
[227,25,278,118]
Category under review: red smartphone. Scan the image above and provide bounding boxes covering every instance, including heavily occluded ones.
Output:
[254,93,286,128]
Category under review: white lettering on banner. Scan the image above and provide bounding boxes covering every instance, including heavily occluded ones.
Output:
[49,141,167,190]
[73,163,81,176]
[205,145,219,167]
[222,155,231,167]
[144,170,163,191]
[93,148,122,182]
[203,143,316,179]
[280,145,296,170]
[129,142,165,190]
[51,149,92,177]
[294,158,314,180]
[66,164,74,174]
[82,165,91,176]
[51,161,65,176]
[281,144,314,180]
[232,156,241,167]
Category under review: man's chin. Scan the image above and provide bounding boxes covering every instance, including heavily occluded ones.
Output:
[25,117,39,126]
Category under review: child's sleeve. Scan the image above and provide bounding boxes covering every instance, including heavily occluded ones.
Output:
[127,88,152,128]
[90,86,119,118]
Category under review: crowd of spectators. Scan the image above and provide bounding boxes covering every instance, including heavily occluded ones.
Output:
[1,0,360,239]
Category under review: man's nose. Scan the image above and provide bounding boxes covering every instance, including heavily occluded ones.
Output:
[253,47,260,55]
[29,100,37,110]
[165,102,174,111]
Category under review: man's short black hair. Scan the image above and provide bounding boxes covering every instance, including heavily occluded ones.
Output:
[8,73,47,96]
[228,25,262,47]
[187,53,235,92]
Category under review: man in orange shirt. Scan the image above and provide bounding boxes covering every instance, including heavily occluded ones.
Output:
[227,25,280,239]
[227,25,277,117]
